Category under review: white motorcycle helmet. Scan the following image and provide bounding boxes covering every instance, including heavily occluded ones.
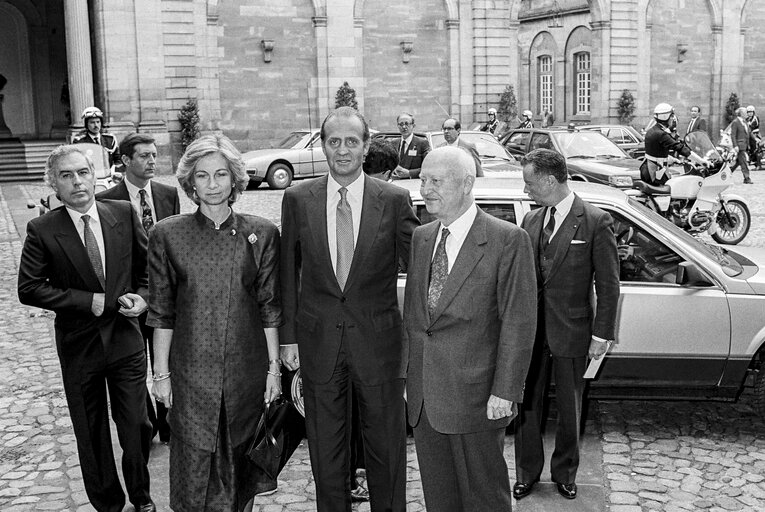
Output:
[522,110,533,119]
[81,106,104,122]
[653,103,673,122]
[488,107,497,116]
[747,105,756,115]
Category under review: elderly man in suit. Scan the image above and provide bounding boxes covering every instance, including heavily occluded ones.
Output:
[685,105,707,136]
[18,145,155,512]
[513,148,620,501]
[730,106,753,184]
[280,106,419,512]
[97,132,180,442]
[405,146,537,511]
[439,118,483,177]
[393,112,430,179]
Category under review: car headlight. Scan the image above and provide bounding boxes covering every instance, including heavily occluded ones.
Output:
[608,175,633,187]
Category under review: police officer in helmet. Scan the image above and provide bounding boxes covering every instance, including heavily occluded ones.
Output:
[72,106,121,168]
[480,107,500,135]
[518,110,534,129]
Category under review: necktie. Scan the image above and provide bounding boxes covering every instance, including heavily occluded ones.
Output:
[400,139,407,162]
[541,206,556,248]
[82,215,106,289]
[688,119,694,133]
[336,187,354,290]
[428,227,450,317]
[139,189,154,232]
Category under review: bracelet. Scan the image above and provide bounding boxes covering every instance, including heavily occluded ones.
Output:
[267,369,282,378]
[152,372,171,382]
[269,359,282,367]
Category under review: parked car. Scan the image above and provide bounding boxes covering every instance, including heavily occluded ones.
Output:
[242,129,327,189]
[580,124,646,159]
[372,130,522,174]
[499,128,641,189]
[393,177,765,416]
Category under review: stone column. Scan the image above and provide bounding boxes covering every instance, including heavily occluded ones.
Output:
[63,0,95,134]
[313,16,330,120]
[446,19,461,116]
[134,0,167,141]
[590,21,611,123]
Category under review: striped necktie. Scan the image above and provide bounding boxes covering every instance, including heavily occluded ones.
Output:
[335,187,354,290]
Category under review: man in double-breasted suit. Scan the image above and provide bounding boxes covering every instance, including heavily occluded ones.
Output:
[393,112,431,179]
[18,145,155,512]
[405,146,537,511]
[97,132,180,442]
[513,148,620,501]
[280,107,419,512]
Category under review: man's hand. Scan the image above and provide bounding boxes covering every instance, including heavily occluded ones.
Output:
[392,166,411,179]
[486,395,516,420]
[281,344,300,371]
[118,293,148,317]
[91,293,105,317]
[588,338,609,360]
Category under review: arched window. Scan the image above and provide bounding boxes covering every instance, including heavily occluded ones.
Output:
[574,51,591,114]
[538,55,553,114]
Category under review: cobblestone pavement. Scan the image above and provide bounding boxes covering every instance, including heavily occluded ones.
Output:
[2,169,765,511]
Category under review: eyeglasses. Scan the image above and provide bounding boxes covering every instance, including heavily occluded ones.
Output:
[397,122,413,127]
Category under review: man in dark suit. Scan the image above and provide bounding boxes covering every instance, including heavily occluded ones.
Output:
[439,117,483,177]
[405,146,537,511]
[280,107,419,512]
[685,105,707,136]
[514,148,620,501]
[18,145,155,512]
[97,132,180,441]
[730,106,753,184]
[393,112,430,179]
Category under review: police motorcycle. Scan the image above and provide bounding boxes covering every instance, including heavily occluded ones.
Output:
[27,142,122,216]
[632,130,751,245]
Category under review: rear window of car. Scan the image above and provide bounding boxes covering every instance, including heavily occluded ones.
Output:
[415,203,517,225]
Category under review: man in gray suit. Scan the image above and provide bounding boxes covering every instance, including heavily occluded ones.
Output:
[439,118,483,177]
[404,146,537,511]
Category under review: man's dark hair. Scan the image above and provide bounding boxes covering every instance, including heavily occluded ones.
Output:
[521,148,568,183]
[692,106,701,113]
[443,118,461,131]
[119,132,156,159]
[321,106,370,143]
[363,139,399,176]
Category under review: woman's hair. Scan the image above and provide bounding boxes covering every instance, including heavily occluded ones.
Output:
[176,134,249,205]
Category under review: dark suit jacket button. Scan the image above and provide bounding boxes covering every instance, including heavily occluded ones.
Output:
[340,297,346,303]
[336,324,342,329]
[426,331,432,336]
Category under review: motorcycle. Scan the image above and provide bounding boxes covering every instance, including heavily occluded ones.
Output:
[28,142,122,216]
[632,130,751,245]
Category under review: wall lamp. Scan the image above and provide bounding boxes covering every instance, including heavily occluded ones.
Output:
[400,41,413,63]
[261,39,275,63]
[677,43,688,63]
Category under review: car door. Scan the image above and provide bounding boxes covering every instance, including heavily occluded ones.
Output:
[297,133,328,178]
[503,132,530,157]
[593,205,730,391]
[529,133,554,152]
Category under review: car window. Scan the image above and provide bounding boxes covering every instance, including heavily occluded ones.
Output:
[551,132,626,158]
[606,128,626,144]
[463,134,517,161]
[414,203,518,227]
[275,131,311,149]
[529,133,553,151]
[505,132,529,148]
[309,133,323,148]
[430,134,445,147]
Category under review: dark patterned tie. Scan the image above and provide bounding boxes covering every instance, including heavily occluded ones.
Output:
[427,227,450,317]
[139,189,154,232]
[336,187,354,290]
[541,206,556,248]
[82,215,105,289]
[399,139,407,162]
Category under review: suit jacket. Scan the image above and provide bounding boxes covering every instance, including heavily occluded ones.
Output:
[522,194,620,357]
[439,138,484,177]
[405,208,537,434]
[731,118,750,151]
[685,117,707,136]
[96,179,181,221]
[280,174,419,385]
[398,135,431,177]
[18,200,149,365]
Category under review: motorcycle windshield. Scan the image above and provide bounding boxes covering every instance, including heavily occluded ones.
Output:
[684,131,723,166]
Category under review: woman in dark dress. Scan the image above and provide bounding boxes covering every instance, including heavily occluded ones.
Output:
[148,134,282,511]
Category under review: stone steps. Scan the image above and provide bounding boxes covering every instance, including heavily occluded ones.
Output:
[0,140,63,182]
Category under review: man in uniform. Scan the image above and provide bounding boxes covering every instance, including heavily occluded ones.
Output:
[72,106,121,169]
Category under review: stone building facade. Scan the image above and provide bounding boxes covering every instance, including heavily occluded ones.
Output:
[1,0,764,167]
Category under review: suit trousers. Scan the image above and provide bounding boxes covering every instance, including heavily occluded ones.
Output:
[60,348,153,512]
[514,342,587,485]
[413,407,512,512]
[302,337,406,512]
[732,150,751,179]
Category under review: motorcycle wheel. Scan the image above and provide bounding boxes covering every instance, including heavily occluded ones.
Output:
[712,199,751,245]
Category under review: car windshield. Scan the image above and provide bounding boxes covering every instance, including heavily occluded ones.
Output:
[275,131,312,149]
[627,197,743,276]
[430,133,516,161]
[552,132,626,159]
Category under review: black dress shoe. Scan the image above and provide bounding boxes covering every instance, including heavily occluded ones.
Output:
[556,482,577,499]
[136,501,156,512]
[512,480,537,500]
[158,427,170,443]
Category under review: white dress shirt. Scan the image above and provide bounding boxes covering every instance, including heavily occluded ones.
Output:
[124,179,157,224]
[545,191,575,241]
[432,202,478,273]
[66,202,107,275]
[326,173,364,271]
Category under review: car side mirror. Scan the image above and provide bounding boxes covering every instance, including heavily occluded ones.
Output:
[676,261,713,286]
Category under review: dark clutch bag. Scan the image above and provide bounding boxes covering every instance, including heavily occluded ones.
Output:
[246,374,306,482]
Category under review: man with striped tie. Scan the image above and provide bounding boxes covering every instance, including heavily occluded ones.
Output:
[97,132,180,443]
[280,107,419,511]
[18,144,156,512]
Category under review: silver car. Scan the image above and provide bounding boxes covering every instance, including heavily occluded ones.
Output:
[394,178,765,417]
[242,129,328,189]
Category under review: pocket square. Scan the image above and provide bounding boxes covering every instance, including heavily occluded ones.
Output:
[571,239,587,245]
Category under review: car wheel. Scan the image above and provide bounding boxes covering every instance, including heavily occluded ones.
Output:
[266,163,293,189]
[755,354,765,419]
[712,199,750,245]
